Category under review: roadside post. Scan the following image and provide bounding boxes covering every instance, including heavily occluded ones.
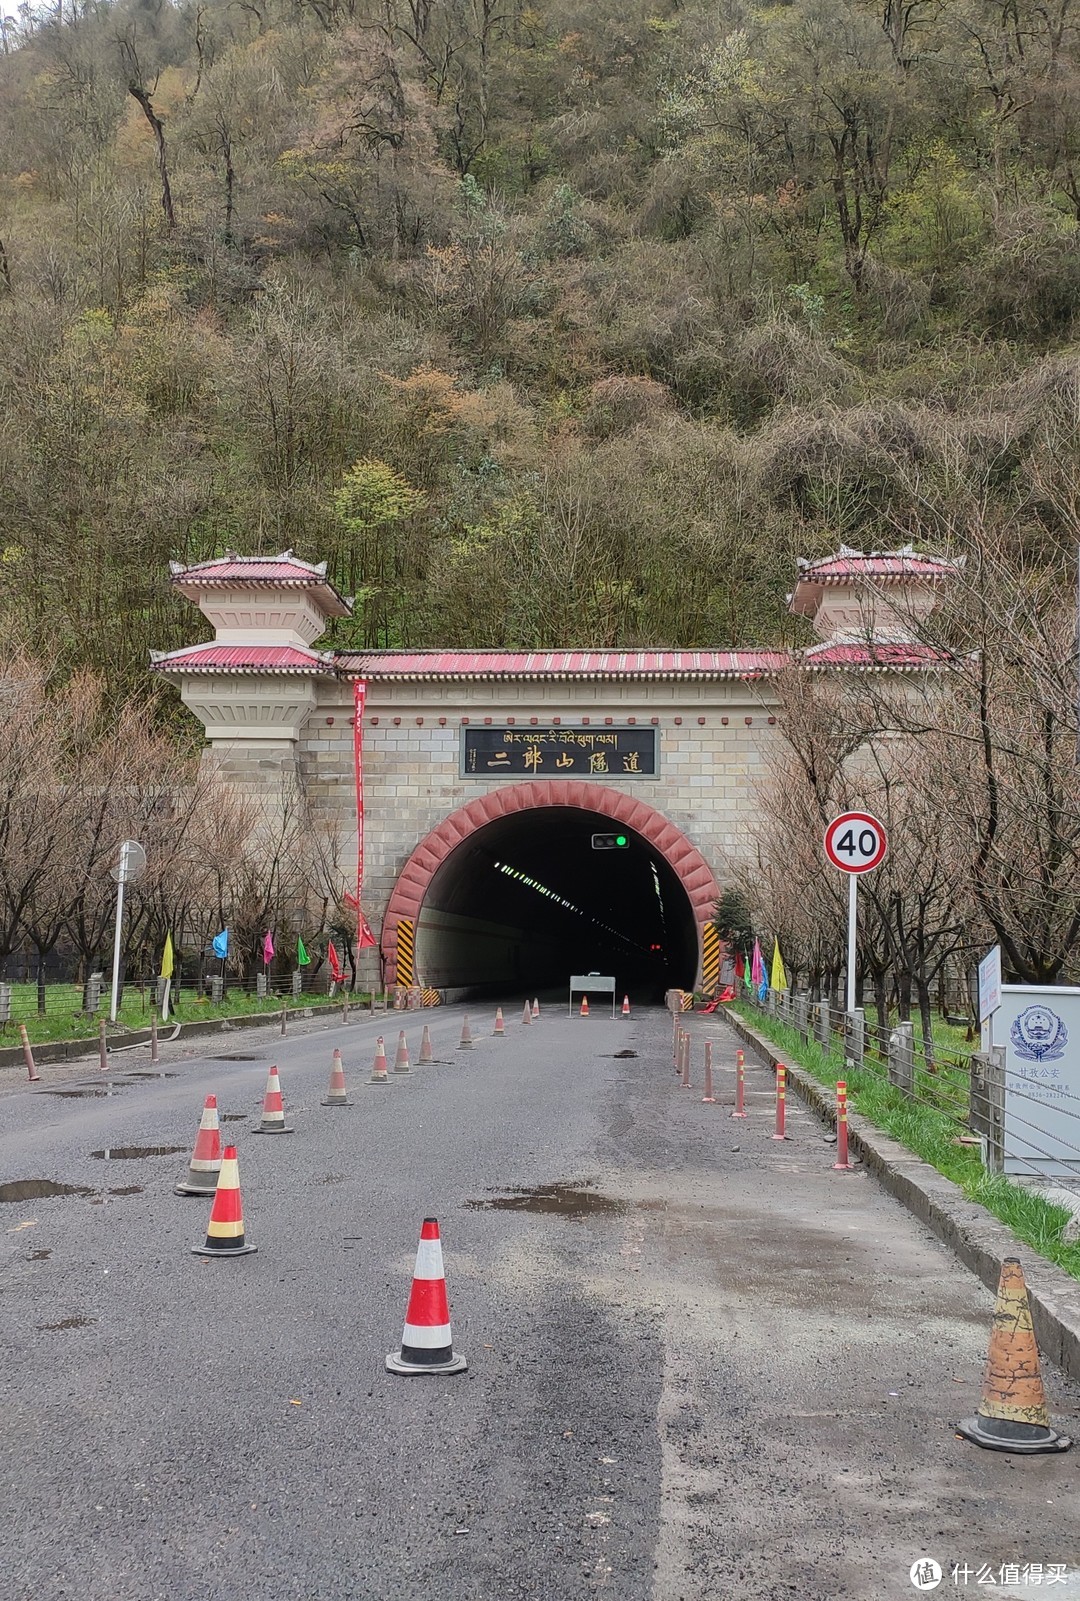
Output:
[823,812,888,1014]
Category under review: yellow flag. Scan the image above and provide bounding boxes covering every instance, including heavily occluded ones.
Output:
[770,938,788,992]
[160,932,174,980]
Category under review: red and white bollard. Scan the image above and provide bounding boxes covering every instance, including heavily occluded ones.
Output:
[150,1012,159,1066]
[731,1048,747,1119]
[702,1040,716,1104]
[773,1061,788,1140]
[681,1034,691,1089]
[20,1024,39,1083]
[833,1081,855,1171]
[98,1018,108,1074]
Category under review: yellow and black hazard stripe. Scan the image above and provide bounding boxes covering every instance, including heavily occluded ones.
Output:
[701,924,721,995]
[421,988,442,1007]
[395,918,415,988]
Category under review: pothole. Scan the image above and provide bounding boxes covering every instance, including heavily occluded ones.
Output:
[221,1113,248,1123]
[464,1183,626,1219]
[89,1146,186,1161]
[26,1248,52,1261]
[0,1179,95,1203]
[37,1316,97,1332]
[212,1054,265,1062]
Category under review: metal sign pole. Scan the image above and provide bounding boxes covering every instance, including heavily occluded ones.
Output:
[109,841,130,1023]
[846,872,857,1015]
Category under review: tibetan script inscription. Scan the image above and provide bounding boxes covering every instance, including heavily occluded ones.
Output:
[462,726,658,778]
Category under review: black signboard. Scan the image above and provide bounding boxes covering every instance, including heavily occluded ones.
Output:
[461,726,657,779]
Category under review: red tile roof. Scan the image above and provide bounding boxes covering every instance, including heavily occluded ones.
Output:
[169,552,352,616]
[150,644,337,675]
[800,641,954,670]
[335,649,792,681]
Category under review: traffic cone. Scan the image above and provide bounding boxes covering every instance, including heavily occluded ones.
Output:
[419,1025,434,1065]
[394,1030,411,1075]
[385,1218,467,1376]
[532,999,540,1018]
[321,1047,351,1106]
[368,1035,390,1085]
[493,1007,505,1037]
[191,1146,257,1257]
[458,1015,474,1051]
[521,1001,531,1027]
[580,996,589,1017]
[957,1258,1071,1453]
[622,994,631,1017]
[175,1094,222,1196]
[252,1064,293,1134]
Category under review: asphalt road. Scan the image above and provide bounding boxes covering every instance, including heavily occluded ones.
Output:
[1,1003,1078,1601]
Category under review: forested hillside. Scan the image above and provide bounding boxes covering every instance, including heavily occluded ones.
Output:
[2,0,1079,693]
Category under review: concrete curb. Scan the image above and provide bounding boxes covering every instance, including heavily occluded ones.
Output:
[726,1008,1080,1385]
[0,1004,336,1073]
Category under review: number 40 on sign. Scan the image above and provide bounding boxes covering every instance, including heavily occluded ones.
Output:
[824,811,888,1013]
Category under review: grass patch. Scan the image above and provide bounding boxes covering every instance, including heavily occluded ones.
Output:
[731,999,1080,1285]
[1,982,370,1047]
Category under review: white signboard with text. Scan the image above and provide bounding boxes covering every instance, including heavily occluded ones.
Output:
[978,945,1002,1024]
[989,984,1080,1177]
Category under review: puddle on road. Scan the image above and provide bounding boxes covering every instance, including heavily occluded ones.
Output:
[37,1316,97,1332]
[465,1182,626,1219]
[90,1146,185,1161]
[42,1086,125,1099]
[123,1072,179,1080]
[0,1179,95,1203]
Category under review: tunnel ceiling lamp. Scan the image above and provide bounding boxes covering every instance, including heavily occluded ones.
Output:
[494,861,646,953]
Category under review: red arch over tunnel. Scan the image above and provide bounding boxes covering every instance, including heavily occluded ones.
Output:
[381,781,721,985]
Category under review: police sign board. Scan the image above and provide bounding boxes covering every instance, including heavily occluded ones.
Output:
[989,984,1080,1176]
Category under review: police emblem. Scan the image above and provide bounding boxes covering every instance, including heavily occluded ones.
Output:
[1010,1005,1068,1062]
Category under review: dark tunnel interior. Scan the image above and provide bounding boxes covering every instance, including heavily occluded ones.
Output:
[413,807,698,1001]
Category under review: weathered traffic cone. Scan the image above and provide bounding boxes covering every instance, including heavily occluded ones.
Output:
[458,1015,474,1051]
[191,1146,257,1257]
[385,1218,467,1376]
[252,1064,294,1134]
[321,1047,351,1106]
[957,1258,1072,1453]
[580,996,589,1018]
[419,1025,435,1065]
[175,1093,223,1195]
[532,999,540,1018]
[493,1007,505,1037]
[394,1030,411,1075]
[521,1001,532,1026]
[368,1035,390,1085]
[622,994,631,1017]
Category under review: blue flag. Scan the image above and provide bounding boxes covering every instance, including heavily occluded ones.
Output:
[212,928,229,960]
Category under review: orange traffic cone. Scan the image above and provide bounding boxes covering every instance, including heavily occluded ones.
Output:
[419,1025,434,1065]
[622,994,631,1016]
[532,999,540,1018]
[386,1218,467,1376]
[521,1001,531,1026]
[957,1258,1071,1453]
[394,1030,411,1075]
[191,1146,257,1257]
[493,1007,505,1037]
[252,1065,293,1134]
[458,1015,474,1051]
[175,1093,222,1196]
[580,996,589,1017]
[322,1047,351,1106]
[368,1035,390,1085]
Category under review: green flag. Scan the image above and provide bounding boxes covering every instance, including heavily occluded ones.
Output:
[743,951,753,990]
[297,935,310,967]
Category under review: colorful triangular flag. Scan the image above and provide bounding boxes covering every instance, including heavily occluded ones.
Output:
[160,932,174,980]
[770,938,788,993]
[296,935,310,967]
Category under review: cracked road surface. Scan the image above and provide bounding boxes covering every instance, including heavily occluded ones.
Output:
[1,1004,1077,1601]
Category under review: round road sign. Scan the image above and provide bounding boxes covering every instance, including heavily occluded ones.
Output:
[823,811,888,874]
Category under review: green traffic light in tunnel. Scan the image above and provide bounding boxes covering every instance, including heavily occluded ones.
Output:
[591,832,630,850]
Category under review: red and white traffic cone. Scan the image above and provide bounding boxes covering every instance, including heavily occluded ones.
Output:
[532,999,540,1018]
[368,1035,390,1085]
[622,994,631,1017]
[385,1218,467,1376]
[394,1030,411,1075]
[493,1007,505,1037]
[458,1015,474,1051]
[521,1001,532,1026]
[191,1145,257,1257]
[580,996,589,1018]
[419,1025,434,1065]
[253,1065,293,1134]
[175,1094,223,1195]
[322,1047,351,1106]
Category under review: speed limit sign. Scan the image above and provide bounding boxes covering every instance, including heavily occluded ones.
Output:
[824,812,888,874]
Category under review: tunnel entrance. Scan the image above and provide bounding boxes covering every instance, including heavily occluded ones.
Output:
[384,783,718,1002]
